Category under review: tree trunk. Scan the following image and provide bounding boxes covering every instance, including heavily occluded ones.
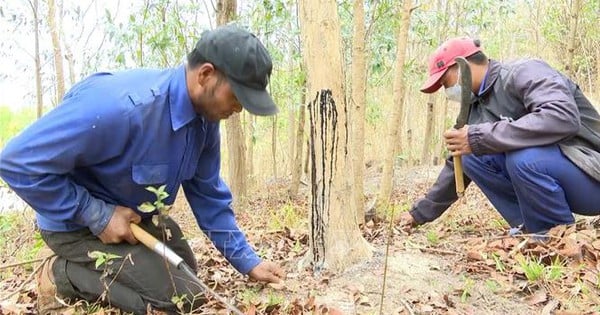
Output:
[29,0,43,118]
[565,0,581,78]
[246,113,255,188]
[421,99,435,165]
[299,0,371,272]
[377,0,413,207]
[436,97,450,164]
[433,0,450,165]
[57,0,75,86]
[351,0,367,225]
[271,115,278,178]
[287,105,296,177]
[217,0,247,208]
[289,94,306,198]
[596,47,600,97]
[48,0,65,104]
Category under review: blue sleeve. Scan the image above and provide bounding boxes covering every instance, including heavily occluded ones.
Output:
[0,78,130,235]
[182,123,261,275]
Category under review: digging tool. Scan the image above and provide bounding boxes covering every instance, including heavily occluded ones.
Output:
[453,57,472,197]
[129,223,245,315]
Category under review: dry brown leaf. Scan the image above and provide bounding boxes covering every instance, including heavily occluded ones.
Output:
[267,281,286,290]
[541,298,560,315]
[525,290,547,305]
[467,250,484,261]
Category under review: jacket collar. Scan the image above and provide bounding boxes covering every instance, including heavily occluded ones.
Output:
[169,65,198,131]
[479,59,501,96]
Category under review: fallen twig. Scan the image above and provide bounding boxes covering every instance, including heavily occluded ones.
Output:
[0,255,53,301]
[399,297,415,315]
[0,256,51,271]
[417,247,460,256]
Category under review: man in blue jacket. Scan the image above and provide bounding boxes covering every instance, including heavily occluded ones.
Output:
[398,37,600,235]
[0,25,284,314]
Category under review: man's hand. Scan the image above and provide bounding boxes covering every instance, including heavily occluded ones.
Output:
[444,125,472,156]
[98,206,141,245]
[397,211,417,231]
[248,261,285,284]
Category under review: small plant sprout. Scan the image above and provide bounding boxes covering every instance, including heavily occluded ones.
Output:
[517,256,545,283]
[138,185,172,227]
[492,252,506,272]
[426,230,440,246]
[460,275,475,303]
[171,293,188,311]
[88,251,122,269]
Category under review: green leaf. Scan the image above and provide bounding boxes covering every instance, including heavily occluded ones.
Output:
[138,202,156,213]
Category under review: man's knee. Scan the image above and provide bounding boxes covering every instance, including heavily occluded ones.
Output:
[505,146,557,179]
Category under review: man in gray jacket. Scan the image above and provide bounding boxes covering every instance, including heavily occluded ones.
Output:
[398,37,600,234]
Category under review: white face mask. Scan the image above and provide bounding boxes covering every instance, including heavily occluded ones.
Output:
[444,82,462,103]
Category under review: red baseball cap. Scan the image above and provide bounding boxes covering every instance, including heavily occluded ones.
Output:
[420,37,482,94]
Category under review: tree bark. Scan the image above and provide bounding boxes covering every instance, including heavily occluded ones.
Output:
[29,0,43,118]
[289,94,306,198]
[351,0,367,225]
[377,0,413,207]
[271,115,278,178]
[421,99,435,165]
[299,0,371,272]
[565,0,581,79]
[246,113,256,188]
[217,0,247,208]
[47,0,65,104]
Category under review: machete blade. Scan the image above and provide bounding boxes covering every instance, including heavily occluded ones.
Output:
[454,57,472,128]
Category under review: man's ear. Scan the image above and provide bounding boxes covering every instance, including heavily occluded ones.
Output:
[196,63,216,86]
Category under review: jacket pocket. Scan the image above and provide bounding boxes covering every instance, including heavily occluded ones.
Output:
[132,164,169,185]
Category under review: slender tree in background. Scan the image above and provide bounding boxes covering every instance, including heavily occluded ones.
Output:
[217,0,248,208]
[289,94,305,198]
[271,114,278,178]
[377,0,413,207]
[47,0,65,104]
[351,0,367,224]
[426,0,450,165]
[57,0,75,86]
[246,113,256,187]
[421,101,435,165]
[565,0,581,79]
[27,0,43,118]
[299,0,371,272]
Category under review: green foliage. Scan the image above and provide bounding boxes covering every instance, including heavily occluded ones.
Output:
[171,293,188,311]
[268,203,306,230]
[460,275,475,302]
[88,251,122,269]
[492,252,506,272]
[138,185,169,214]
[105,0,204,68]
[485,279,500,293]
[0,106,36,148]
[425,230,440,246]
[517,256,545,283]
[0,213,18,248]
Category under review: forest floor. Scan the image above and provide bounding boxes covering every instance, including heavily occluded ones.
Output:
[1,164,600,314]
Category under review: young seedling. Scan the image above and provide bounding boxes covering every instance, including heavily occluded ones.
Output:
[138,185,173,235]
[88,251,122,269]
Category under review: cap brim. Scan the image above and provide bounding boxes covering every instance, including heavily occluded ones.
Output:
[420,69,447,94]
[229,80,278,116]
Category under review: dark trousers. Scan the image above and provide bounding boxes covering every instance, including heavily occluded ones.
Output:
[41,216,205,314]
[462,144,600,233]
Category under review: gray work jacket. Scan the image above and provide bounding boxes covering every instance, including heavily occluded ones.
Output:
[411,59,600,224]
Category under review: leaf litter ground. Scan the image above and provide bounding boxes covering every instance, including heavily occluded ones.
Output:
[1,165,599,314]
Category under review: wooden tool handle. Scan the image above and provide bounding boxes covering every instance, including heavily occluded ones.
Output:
[130,223,159,248]
[453,155,465,197]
